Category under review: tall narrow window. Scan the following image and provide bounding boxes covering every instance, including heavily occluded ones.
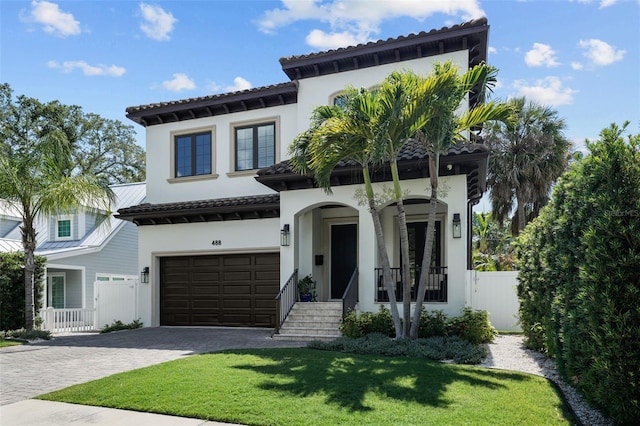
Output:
[48,275,65,308]
[235,122,275,171]
[175,132,212,177]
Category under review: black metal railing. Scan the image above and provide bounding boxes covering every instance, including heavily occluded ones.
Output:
[275,269,298,333]
[375,266,447,303]
[341,268,358,318]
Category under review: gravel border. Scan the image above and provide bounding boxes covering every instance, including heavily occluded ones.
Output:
[481,335,613,426]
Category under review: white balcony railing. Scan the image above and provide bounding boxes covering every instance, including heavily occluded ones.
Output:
[41,307,96,333]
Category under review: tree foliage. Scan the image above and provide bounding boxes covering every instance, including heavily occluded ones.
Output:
[290,63,509,339]
[0,252,46,331]
[472,212,515,271]
[485,97,571,235]
[0,83,115,329]
[515,122,640,423]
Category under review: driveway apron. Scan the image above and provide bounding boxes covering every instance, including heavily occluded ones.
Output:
[0,327,305,406]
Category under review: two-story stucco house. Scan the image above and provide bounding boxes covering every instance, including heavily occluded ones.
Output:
[117,19,491,336]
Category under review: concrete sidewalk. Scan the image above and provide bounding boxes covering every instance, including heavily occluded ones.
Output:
[0,400,241,426]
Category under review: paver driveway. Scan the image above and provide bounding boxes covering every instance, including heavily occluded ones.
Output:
[0,327,305,406]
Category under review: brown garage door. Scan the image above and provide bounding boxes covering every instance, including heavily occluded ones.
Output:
[160,253,279,327]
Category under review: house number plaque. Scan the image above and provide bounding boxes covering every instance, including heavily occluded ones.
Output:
[211,240,222,246]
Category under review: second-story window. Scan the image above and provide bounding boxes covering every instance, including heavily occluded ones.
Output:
[56,216,73,240]
[175,132,212,177]
[235,122,275,171]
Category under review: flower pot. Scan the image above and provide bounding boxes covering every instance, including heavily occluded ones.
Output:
[300,293,313,302]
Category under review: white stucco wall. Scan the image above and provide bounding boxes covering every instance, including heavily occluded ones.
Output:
[145,104,297,204]
[137,218,279,326]
[280,174,469,317]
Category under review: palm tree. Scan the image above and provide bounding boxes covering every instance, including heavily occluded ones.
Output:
[409,62,511,338]
[289,89,404,337]
[0,85,114,329]
[484,97,571,235]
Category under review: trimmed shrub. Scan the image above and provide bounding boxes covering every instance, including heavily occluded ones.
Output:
[339,306,394,338]
[4,328,51,341]
[417,308,448,338]
[0,252,47,331]
[447,307,497,345]
[100,319,143,334]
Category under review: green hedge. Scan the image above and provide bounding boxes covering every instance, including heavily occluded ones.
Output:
[0,252,46,330]
[515,123,640,424]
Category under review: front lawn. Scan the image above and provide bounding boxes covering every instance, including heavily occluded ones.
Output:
[38,348,574,425]
[0,338,23,348]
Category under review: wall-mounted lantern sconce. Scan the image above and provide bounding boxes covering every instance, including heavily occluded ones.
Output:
[280,224,290,247]
[141,266,149,284]
[452,213,462,239]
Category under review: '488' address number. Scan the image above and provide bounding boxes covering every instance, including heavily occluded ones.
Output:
[211,240,222,246]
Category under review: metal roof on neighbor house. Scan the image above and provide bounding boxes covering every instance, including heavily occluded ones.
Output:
[124,18,488,128]
[0,238,22,253]
[36,182,146,257]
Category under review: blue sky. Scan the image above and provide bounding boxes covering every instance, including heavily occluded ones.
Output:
[1,0,638,153]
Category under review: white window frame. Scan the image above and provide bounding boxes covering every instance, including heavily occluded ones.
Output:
[95,273,138,282]
[47,272,66,308]
[55,216,73,241]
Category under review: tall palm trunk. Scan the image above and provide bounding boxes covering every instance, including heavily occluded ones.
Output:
[21,215,37,330]
[364,167,403,337]
[390,160,411,338]
[410,153,439,338]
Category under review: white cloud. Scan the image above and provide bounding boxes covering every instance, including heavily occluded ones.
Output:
[575,0,618,8]
[306,29,363,50]
[488,46,497,55]
[257,0,485,49]
[571,62,584,70]
[139,3,176,41]
[525,43,559,67]
[578,39,625,66]
[599,0,617,8]
[225,77,253,92]
[47,60,125,77]
[26,1,80,37]
[513,76,577,106]
[162,73,195,91]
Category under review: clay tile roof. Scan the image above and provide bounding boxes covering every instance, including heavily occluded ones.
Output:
[279,18,488,80]
[116,193,280,226]
[125,82,298,127]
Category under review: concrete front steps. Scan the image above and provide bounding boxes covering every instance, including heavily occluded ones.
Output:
[273,301,342,342]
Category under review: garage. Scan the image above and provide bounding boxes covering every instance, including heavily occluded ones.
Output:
[160,253,279,327]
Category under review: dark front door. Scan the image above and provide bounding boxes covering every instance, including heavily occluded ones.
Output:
[406,221,442,285]
[330,223,357,299]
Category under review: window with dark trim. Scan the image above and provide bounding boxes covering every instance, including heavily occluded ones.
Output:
[235,122,275,171]
[175,132,212,177]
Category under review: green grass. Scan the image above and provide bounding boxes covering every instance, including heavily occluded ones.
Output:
[38,348,573,426]
[0,338,23,348]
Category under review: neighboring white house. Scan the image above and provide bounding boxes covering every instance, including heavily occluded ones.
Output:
[0,182,146,314]
[117,19,492,331]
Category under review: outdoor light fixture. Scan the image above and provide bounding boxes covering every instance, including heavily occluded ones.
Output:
[141,266,149,284]
[452,213,462,239]
[280,224,290,247]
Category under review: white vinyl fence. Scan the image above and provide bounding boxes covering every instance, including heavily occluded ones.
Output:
[466,270,521,332]
[41,307,95,333]
[94,279,138,329]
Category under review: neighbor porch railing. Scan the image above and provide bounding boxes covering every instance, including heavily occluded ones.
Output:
[275,269,298,333]
[375,266,448,303]
[41,307,96,333]
[341,268,358,318]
